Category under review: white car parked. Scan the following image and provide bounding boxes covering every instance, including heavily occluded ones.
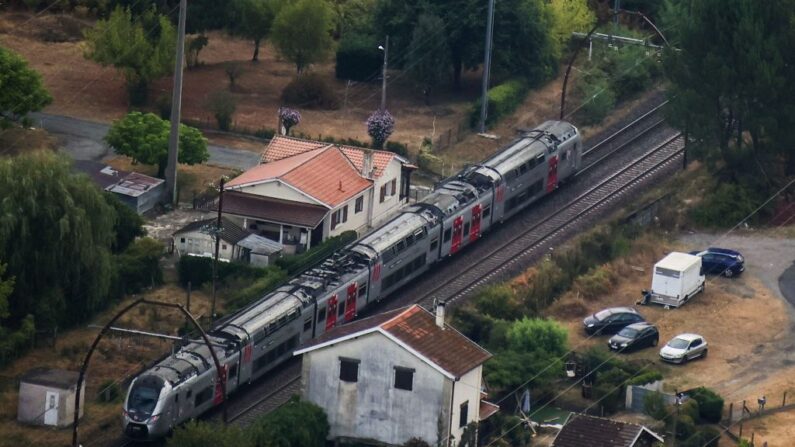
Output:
[659,333,708,364]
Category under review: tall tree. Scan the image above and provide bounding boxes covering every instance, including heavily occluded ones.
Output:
[407,14,450,105]
[271,0,334,73]
[0,46,52,125]
[105,112,209,178]
[0,152,117,329]
[546,0,597,52]
[662,0,795,176]
[84,6,176,105]
[229,0,280,62]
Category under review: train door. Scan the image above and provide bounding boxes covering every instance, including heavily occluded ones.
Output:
[240,341,253,383]
[494,182,506,222]
[450,216,464,255]
[470,205,482,243]
[546,155,559,192]
[325,295,338,331]
[213,365,227,405]
[369,260,381,304]
[345,283,357,322]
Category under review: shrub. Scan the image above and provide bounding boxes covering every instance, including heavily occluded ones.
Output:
[115,237,164,294]
[281,73,340,110]
[573,266,614,299]
[385,141,408,158]
[672,414,696,440]
[224,62,244,89]
[206,90,236,131]
[155,94,171,120]
[474,285,521,321]
[186,34,209,68]
[573,69,616,125]
[682,426,721,447]
[688,387,724,423]
[225,267,288,311]
[627,371,663,386]
[254,128,276,139]
[643,391,669,420]
[177,256,265,288]
[417,149,444,175]
[689,182,758,228]
[275,231,357,275]
[335,33,381,81]
[470,79,528,128]
[97,379,121,403]
[366,109,395,149]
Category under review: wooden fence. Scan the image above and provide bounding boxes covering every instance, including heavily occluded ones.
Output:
[721,390,795,446]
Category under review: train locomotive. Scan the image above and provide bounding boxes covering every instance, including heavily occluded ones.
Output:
[123,120,581,440]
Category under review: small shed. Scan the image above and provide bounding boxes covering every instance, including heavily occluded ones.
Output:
[18,368,84,427]
[237,233,283,266]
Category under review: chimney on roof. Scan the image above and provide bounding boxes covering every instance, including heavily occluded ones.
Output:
[362,150,374,179]
[436,301,446,329]
[338,180,343,191]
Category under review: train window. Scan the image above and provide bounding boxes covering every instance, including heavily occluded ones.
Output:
[405,234,414,247]
[358,284,367,298]
[463,222,470,235]
[443,228,452,242]
[536,154,545,164]
[186,390,192,398]
[394,367,414,391]
[175,393,179,403]
[229,364,238,379]
[338,301,345,317]
[414,228,426,240]
[519,164,528,175]
[318,307,327,322]
[430,237,439,251]
[483,206,491,218]
[562,150,568,160]
[303,317,312,332]
[194,387,212,407]
[339,357,360,383]
[396,240,406,252]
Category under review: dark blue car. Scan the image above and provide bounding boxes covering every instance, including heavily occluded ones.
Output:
[690,248,745,277]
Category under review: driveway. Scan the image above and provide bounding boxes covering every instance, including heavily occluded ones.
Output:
[31,112,261,170]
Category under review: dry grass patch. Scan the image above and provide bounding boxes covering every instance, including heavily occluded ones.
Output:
[0,127,57,156]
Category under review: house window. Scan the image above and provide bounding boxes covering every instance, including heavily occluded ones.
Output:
[390,179,397,196]
[339,357,360,382]
[180,237,185,243]
[355,196,364,213]
[380,184,387,203]
[459,401,469,427]
[394,367,414,391]
[331,206,349,230]
[222,244,227,250]
[342,205,348,223]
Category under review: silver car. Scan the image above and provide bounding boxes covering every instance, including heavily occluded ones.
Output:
[659,333,708,364]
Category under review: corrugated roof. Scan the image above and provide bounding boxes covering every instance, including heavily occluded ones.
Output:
[107,172,164,198]
[237,234,283,255]
[552,414,663,447]
[221,191,328,228]
[72,160,130,189]
[262,136,400,179]
[227,146,371,207]
[296,305,491,378]
[173,216,251,244]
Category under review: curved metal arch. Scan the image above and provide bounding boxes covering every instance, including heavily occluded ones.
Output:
[560,10,670,120]
[72,298,227,447]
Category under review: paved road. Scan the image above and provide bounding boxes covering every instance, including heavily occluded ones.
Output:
[31,112,261,170]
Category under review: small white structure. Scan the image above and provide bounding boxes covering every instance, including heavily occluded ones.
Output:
[294,303,498,446]
[18,368,84,427]
[172,216,282,264]
[642,252,705,308]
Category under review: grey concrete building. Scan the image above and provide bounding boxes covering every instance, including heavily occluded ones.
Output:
[18,368,84,428]
[295,304,498,446]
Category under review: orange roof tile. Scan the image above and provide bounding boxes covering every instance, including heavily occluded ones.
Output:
[227,146,371,208]
[262,136,399,178]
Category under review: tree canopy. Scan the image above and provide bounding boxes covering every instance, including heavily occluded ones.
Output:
[662,0,795,177]
[0,46,52,125]
[105,111,209,178]
[0,152,117,329]
[547,0,597,52]
[228,0,281,61]
[83,6,176,105]
[271,0,334,73]
[407,13,450,104]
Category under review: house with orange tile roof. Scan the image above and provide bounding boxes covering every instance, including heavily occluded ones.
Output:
[294,303,498,446]
[221,136,414,253]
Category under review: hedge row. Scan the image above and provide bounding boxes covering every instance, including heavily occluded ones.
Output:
[275,231,357,275]
[470,79,529,128]
[177,256,266,288]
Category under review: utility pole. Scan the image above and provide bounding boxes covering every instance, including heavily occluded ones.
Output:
[164,0,187,205]
[614,0,621,25]
[478,0,496,134]
[380,36,389,111]
[210,178,225,328]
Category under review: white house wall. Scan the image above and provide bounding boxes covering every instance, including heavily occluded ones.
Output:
[302,332,453,446]
[175,231,236,260]
[450,365,483,443]
[371,161,405,228]
[240,181,322,206]
[327,191,370,238]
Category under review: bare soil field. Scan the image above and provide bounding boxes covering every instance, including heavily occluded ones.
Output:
[0,284,220,447]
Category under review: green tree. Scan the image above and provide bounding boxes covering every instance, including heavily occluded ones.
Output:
[407,14,450,105]
[0,46,52,125]
[546,0,597,51]
[229,0,280,62]
[251,396,329,446]
[83,6,176,105]
[662,0,795,176]
[0,152,117,329]
[330,0,376,39]
[105,112,209,178]
[104,192,145,253]
[485,318,568,392]
[490,0,558,85]
[271,0,334,73]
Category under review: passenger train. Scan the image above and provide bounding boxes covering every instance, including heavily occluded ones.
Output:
[123,120,582,439]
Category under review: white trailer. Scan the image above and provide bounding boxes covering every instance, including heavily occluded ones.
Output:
[641,252,705,308]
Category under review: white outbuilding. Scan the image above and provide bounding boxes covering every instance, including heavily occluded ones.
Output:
[18,368,84,427]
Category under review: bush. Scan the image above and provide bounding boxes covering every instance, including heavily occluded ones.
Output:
[474,285,522,320]
[281,73,339,110]
[688,387,724,423]
[417,149,444,175]
[689,182,758,228]
[275,231,357,275]
[335,33,381,81]
[627,371,663,386]
[573,266,614,299]
[573,69,616,125]
[643,391,669,420]
[254,128,276,139]
[115,237,164,294]
[470,79,529,128]
[225,267,288,312]
[206,90,236,131]
[97,379,121,403]
[682,426,721,447]
[177,256,266,288]
[385,141,408,158]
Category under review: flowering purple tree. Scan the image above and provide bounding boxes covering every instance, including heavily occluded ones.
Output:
[366,110,395,149]
[279,107,301,135]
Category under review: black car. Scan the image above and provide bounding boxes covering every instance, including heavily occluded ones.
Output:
[583,307,645,335]
[690,247,745,277]
[608,322,660,352]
